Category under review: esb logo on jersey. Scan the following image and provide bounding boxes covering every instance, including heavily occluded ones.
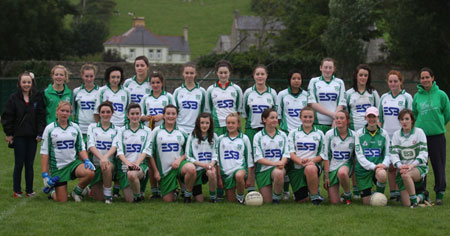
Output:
[364,148,381,158]
[264,149,282,159]
[319,93,338,101]
[383,107,399,116]
[182,101,198,109]
[96,141,112,150]
[288,108,301,117]
[296,142,316,151]
[131,94,144,103]
[356,104,371,112]
[149,108,164,116]
[198,152,212,161]
[56,140,75,149]
[126,144,142,153]
[113,103,124,112]
[224,150,239,160]
[252,105,270,114]
[161,143,179,152]
[80,101,95,110]
[333,151,351,160]
[217,100,234,108]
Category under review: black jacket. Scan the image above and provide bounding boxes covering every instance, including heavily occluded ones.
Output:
[1,89,46,137]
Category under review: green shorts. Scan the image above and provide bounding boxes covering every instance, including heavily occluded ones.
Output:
[314,124,331,133]
[50,159,83,183]
[355,168,376,191]
[396,166,428,191]
[113,157,122,181]
[221,168,247,190]
[214,127,227,136]
[287,164,322,192]
[89,160,115,187]
[160,160,188,196]
[329,163,352,187]
[256,167,275,189]
[117,163,149,190]
[194,169,208,186]
[244,127,262,145]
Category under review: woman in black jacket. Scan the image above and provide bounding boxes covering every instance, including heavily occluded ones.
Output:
[2,72,46,198]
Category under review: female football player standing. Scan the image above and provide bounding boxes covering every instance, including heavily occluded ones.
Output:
[40,101,95,202]
[253,108,289,204]
[43,65,72,124]
[123,56,151,104]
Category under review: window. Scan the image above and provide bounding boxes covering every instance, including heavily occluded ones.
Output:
[168,55,172,61]
[181,54,186,61]
[148,49,154,59]
[156,49,162,60]
[129,49,135,59]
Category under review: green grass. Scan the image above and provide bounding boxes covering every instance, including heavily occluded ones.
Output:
[108,0,253,59]
[1,125,450,235]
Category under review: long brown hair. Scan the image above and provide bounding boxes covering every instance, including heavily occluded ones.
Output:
[193,113,215,144]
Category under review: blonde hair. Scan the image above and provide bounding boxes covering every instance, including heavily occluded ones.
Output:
[56,101,72,112]
[51,65,70,83]
[226,112,240,124]
[80,64,98,76]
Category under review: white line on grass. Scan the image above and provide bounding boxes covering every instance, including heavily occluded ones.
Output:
[0,198,29,222]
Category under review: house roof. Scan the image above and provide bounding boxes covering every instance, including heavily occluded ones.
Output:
[236,16,285,31]
[104,26,190,53]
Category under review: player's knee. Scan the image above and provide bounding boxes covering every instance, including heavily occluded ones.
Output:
[401,172,410,180]
[235,170,245,180]
[127,171,137,181]
[337,170,348,179]
[207,169,216,180]
[185,163,196,174]
[304,165,318,176]
[376,171,387,182]
[272,170,284,181]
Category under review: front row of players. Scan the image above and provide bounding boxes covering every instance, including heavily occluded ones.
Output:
[41,101,428,207]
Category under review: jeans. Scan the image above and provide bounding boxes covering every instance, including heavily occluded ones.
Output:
[13,136,37,193]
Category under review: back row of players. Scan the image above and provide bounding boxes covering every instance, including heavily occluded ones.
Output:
[40,56,449,206]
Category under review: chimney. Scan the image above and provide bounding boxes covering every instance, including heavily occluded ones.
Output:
[234,10,239,21]
[133,17,145,27]
[183,26,188,42]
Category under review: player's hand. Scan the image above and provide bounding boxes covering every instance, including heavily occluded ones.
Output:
[84,159,96,171]
[171,159,181,169]
[100,159,109,171]
[323,178,330,190]
[154,171,161,182]
[153,114,163,122]
[5,136,13,144]
[375,164,387,172]
[218,178,224,189]
[36,136,42,142]
[42,172,51,188]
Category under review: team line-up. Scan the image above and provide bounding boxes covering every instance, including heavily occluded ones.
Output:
[2,56,449,207]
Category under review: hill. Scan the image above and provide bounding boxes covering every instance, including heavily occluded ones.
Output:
[108,0,252,59]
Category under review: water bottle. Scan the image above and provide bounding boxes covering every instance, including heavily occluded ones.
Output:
[43,176,60,194]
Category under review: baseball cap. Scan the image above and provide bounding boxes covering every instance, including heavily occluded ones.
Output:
[365,106,379,117]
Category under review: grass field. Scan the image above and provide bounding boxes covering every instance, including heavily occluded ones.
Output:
[1,124,450,235]
[108,0,253,59]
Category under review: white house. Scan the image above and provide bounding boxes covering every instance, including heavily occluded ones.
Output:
[104,17,190,64]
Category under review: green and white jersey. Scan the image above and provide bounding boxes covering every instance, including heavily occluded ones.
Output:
[73,84,99,134]
[307,76,346,125]
[277,88,309,132]
[379,90,413,138]
[205,82,243,128]
[173,83,206,133]
[253,128,290,173]
[390,127,428,168]
[144,124,187,177]
[185,133,218,171]
[288,126,325,169]
[217,132,253,177]
[123,76,151,104]
[345,88,380,131]
[95,85,129,128]
[140,90,174,128]
[323,128,356,172]
[86,122,119,166]
[115,124,152,171]
[40,121,85,171]
[355,126,391,171]
[243,85,277,129]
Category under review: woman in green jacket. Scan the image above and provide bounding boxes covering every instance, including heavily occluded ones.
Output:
[43,65,72,124]
[412,67,450,205]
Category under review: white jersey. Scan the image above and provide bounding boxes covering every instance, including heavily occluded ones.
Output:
[86,122,119,166]
[243,86,277,129]
[123,76,151,104]
[73,85,99,134]
[40,121,86,171]
[185,133,218,171]
[277,88,309,132]
[323,128,356,172]
[205,82,243,128]
[144,124,187,176]
[115,124,152,171]
[173,83,206,133]
[216,132,253,177]
[288,126,325,169]
[379,90,413,138]
[345,88,380,131]
[95,85,129,128]
[390,127,428,168]
[140,90,174,128]
[308,76,346,125]
[253,129,290,173]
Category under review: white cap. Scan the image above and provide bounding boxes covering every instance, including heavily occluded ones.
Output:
[365,107,379,117]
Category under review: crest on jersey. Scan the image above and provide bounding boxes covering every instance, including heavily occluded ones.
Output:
[369,97,374,102]
[313,136,318,141]
[334,86,339,91]
[146,88,150,93]
[237,144,242,150]
[162,101,167,106]
[398,101,404,106]
[65,97,71,102]
[349,143,354,149]
[303,101,307,106]
[177,136,182,141]
[363,141,368,146]
[378,140,382,146]
[267,98,272,104]
[196,94,201,100]
[141,136,145,142]
[71,132,77,137]
[121,96,125,102]
[111,134,115,139]
[278,141,283,147]
[231,92,236,97]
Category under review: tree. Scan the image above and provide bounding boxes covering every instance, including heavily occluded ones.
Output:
[0,0,76,60]
[322,0,380,79]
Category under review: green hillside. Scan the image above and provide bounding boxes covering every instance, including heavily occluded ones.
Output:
[108,0,252,59]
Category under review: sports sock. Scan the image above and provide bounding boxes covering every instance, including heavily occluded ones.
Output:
[113,185,120,195]
[390,190,400,198]
[184,191,193,198]
[272,192,281,201]
[73,185,83,196]
[217,188,224,198]
[344,192,352,200]
[209,191,217,200]
[133,193,141,200]
[409,194,418,205]
[417,193,425,203]
[310,194,320,201]
[247,186,256,192]
[104,187,112,199]
[236,193,244,202]
[151,187,159,196]
[353,186,360,195]
[376,181,386,194]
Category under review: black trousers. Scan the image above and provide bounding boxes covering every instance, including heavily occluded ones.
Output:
[419,134,447,193]
[13,136,37,193]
